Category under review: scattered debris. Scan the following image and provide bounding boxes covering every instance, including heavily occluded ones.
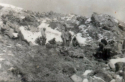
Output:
[0,3,125,82]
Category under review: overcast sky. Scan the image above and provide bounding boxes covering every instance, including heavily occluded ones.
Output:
[0,0,125,22]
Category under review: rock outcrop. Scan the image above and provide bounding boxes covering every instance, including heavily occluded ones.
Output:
[0,3,125,82]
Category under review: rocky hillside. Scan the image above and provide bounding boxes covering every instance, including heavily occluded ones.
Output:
[0,3,125,82]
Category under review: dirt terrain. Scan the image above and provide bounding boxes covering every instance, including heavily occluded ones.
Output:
[0,3,125,82]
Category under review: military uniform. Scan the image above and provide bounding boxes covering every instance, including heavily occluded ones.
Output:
[122,39,125,54]
[62,31,71,46]
[41,28,46,45]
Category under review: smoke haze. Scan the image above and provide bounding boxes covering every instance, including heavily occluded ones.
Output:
[0,0,125,22]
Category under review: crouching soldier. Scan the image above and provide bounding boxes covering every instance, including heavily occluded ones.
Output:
[96,39,107,59]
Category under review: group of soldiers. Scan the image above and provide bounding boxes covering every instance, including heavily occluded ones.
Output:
[95,39,112,60]
[38,26,125,82]
[95,38,125,82]
[95,38,125,60]
[61,24,80,47]
[36,24,79,47]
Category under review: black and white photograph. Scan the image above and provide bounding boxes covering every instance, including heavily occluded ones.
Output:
[0,0,125,82]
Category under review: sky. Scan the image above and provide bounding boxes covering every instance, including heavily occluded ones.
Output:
[0,0,125,22]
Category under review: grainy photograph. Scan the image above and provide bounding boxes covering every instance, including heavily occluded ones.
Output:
[0,0,125,82]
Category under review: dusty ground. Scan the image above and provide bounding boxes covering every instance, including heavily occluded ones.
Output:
[0,3,125,82]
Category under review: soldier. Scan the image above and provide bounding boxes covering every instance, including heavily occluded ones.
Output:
[61,25,71,46]
[41,28,46,45]
[122,39,125,54]
[65,31,71,46]
[97,39,107,59]
[72,37,80,47]
[103,42,111,60]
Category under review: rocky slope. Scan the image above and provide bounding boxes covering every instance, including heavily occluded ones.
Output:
[0,3,125,82]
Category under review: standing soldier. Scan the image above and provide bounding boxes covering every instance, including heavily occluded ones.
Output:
[41,28,46,45]
[122,38,125,54]
[64,29,71,46]
[61,25,71,46]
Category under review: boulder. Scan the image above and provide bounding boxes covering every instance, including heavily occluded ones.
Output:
[93,70,112,82]
[115,62,124,72]
[82,79,89,82]
[12,33,18,38]
[115,75,123,82]
[118,21,125,31]
[91,13,118,29]
[83,70,93,77]
[19,26,41,45]
[110,79,116,82]
[109,58,125,69]
[92,76,105,82]
[71,74,83,82]
[1,4,125,82]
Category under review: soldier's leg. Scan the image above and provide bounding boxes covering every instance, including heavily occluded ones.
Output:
[42,37,46,45]
[66,40,70,46]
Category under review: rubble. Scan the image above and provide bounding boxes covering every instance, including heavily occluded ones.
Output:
[0,3,125,82]
[108,58,125,69]
[71,74,83,82]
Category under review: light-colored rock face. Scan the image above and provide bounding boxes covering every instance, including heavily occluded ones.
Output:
[0,21,3,27]
[71,74,83,82]
[108,58,125,69]
[85,18,91,24]
[93,76,106,82]
[110,79,116,82]
[38,20,63,44]
[0,3,125,82]
[12,33,18,38]
[82,79,89,82]
[115,75,123,82]
[19,19,63,45]
[113,19,118,24]
[69,31,91,46]
[76,33,87,46]
[83,70,93,77]
[19,26,41,45]
[61,14,75,21]
[69,31,75,36]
